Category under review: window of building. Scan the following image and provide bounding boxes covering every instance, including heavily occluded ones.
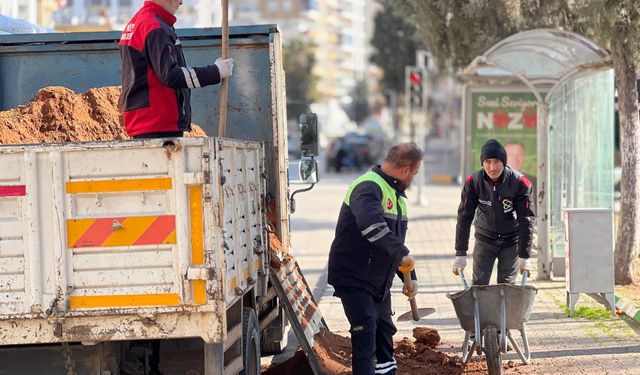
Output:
[283,0,292,12]
[239,2,258,13]
[303,0,318,10]
[268,0,279,13]
[339,31,353,46]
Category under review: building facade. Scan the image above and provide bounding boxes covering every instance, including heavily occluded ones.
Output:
[232,0,378,104]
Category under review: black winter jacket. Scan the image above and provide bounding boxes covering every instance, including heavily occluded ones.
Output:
[328,166,416,300]
[455,166,534,258]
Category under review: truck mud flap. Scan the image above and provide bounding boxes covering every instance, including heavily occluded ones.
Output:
[269,258,326,375]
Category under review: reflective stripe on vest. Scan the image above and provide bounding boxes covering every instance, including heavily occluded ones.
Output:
[344,171,408,220]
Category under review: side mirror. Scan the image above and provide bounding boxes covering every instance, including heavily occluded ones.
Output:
[299,113,318,157]
[299,159,318,183]
[288,159,318,185]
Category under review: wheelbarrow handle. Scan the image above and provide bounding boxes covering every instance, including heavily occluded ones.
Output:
[459,270,469,289]
[521,270,529,286]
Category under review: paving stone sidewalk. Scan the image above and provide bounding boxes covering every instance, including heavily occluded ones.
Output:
[288,173,640,374]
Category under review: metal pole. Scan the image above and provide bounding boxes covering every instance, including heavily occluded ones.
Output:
[416,53,428,206]
[404,66,411,142]
[536,101,551,280]
[460,85,469,180]
[218,0,229,137]
[390,90,399,145]
[416,66,427,206]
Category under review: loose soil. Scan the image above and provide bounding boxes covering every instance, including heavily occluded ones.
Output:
[268,233,284,270]
[0,86,205,144]
[262,327,532,374]
[413,327,440,348]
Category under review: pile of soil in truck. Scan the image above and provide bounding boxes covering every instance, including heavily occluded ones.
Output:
[0,86,205,144]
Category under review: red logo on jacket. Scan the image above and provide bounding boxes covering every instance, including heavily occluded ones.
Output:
[387,198,393,210]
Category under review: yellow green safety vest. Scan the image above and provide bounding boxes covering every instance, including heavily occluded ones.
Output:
[344,171,408,221]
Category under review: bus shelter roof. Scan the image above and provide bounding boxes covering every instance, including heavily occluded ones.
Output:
[463,29,611,97]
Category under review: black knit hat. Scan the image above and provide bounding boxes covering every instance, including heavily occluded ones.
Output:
[480,139,507,166]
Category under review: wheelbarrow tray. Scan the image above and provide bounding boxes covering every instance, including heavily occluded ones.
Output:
[448,284,537,333]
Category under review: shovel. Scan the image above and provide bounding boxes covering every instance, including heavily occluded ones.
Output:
[397,268,436,322]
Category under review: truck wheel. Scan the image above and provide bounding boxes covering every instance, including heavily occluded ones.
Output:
[261,306,288,354]
[483,325,503,375]
[241,308,261,375]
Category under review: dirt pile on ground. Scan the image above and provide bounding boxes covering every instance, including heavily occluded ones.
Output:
[262,327,507,375]
[413,327,440,348]
[0,86,206,145]
[314,327,352,373]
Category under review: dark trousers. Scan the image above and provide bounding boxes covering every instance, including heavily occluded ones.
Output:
[336,287,397,375]
[472,239,518,285]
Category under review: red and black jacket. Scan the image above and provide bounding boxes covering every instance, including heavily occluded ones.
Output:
[119,1,221,136]
[455,166,535,258]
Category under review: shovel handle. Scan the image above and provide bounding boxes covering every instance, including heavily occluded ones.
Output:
[409,297,419,321]
[402,271,419,321]
[218,0,229,137]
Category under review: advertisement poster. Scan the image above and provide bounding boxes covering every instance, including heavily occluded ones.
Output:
[470,91,538,182]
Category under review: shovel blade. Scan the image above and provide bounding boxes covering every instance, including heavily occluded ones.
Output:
[397,307,436,322]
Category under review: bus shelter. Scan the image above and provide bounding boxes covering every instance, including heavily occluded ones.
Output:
[462,29,614,279]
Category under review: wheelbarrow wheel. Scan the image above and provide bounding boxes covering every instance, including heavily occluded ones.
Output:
[483,325,502,375]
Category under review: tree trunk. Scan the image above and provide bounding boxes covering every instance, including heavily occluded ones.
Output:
[612,28,640,285]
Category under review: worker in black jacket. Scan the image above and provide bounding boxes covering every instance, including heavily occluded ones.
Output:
[453,139,535,285]
[328,143,422,375]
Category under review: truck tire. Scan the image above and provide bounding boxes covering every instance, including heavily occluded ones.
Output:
[241,308,261,375]
[483,325,502,375]
[261,306,288,354]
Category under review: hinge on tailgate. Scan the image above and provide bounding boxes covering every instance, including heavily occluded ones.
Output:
[186,266,216,280]
[202,152,212,184]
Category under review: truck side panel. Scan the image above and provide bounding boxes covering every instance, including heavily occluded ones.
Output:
[0,138,265,346]
[217,139,267,305]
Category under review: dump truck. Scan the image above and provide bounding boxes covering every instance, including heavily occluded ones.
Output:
[0,25,323,374]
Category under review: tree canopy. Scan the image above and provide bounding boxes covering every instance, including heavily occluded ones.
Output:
[369,0,420,94]
[283,38,319,120]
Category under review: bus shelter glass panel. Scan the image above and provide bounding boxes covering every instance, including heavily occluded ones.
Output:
[548,69,614,261]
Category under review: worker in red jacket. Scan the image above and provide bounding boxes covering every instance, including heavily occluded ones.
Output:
[119,0,234,138]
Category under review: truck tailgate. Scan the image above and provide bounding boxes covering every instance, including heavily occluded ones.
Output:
[0,137,266,345]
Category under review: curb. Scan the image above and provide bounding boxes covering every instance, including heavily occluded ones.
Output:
[614,294,640,322]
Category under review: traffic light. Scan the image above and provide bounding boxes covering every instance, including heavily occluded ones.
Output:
[409,69,423,109]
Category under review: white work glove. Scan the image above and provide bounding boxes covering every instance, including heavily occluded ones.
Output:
[215,57,235,79]
[452,256,467,276]
[517,257,531,275]
[402,280,418,299]
[399,255,415,271]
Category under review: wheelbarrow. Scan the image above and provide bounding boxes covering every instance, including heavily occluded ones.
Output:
[447,271,537,375]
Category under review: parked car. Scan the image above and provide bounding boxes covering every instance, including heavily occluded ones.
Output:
[326,132,374,172]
